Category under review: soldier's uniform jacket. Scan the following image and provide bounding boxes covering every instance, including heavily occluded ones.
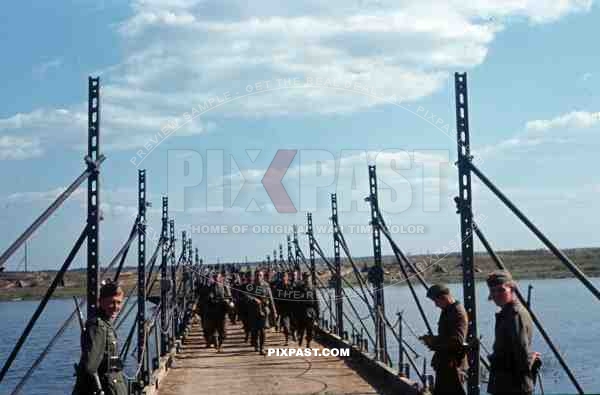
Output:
[295,281,319,320]
[488,301,535,394]
[245,281,277,318]
[274,281,295,317]
[206,281,232,316]
[195,276,210,317]
[73,314,127,395]
[429,301,468,371]
[231,279,242,306]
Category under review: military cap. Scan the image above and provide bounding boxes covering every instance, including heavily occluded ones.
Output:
[486,270,513,288]
[426,284,450,299]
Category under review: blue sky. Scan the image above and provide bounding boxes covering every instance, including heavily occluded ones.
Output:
[1,0,600,270]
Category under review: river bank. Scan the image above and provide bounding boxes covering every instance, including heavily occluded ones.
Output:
[1,246,599,301]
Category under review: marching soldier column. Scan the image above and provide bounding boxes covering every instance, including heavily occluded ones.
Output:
[193,265,321,356]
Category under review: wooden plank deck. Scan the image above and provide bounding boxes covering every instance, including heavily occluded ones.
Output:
[157,319,382,395]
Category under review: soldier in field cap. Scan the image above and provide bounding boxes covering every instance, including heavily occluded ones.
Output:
[73,280,128,395]
[420,284,468,395]
[486,270,541,395]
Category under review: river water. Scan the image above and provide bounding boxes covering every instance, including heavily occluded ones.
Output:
[0,277,598,394]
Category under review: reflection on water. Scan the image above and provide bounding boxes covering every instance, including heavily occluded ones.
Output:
[0,299,156,395]
[324,277,600,394]
[0,277,598,394]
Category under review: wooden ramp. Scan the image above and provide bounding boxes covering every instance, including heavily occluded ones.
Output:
[157,320,382,395]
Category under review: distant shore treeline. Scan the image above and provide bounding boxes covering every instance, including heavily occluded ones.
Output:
[1,247,599,301]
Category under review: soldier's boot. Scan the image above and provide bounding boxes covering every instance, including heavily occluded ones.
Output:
[259,330,266,355]
[244,330,249,343]
[219,327,226,352]
[306,327,313,348]
[203,329,210,347]
[251,330,259,350]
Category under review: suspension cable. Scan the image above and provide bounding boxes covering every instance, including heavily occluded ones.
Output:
[312,234,421,354]
[8,217,148,392]
[0,224,88,383]
[299,237,422,377]
[376,207,491,372]
[473,221,582,393]
[0,157,105,271]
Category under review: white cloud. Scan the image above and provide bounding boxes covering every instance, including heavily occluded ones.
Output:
[0,135,44,160]
[0,102,212,156]
[100,0,593,120]
[1,186,158,213]
[474,136,544,158]
[476,108,600,159]
[1,0,594,159]
[525,111,600,133]
[446,0,592,23]
[119,10,197,35]
[0,108,86,131]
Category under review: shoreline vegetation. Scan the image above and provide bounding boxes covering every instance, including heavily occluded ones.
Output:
[1,247,599,302]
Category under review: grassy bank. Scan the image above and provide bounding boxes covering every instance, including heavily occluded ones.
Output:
[2,247,599,301]
[338,247,600,286]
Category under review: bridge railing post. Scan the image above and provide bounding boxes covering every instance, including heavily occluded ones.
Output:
[160,196,169,356]
[454,72,480,395]
[331,194,344,338]
[86,76,101,321]
[307,213,317,289]
[169,219,176,348]
[137,169,149,386]
[180,231,187,335]
[188,237,193,302]
[366,165,388,364]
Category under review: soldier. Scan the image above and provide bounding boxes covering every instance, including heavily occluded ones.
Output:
[204,271,233,352]
[238,271,253,343]
[295,272,319,348]
[274,271,294,345]
[73,281,128,395]
[268,270,281,330]
[486,270,541,395]
[419,284,468,395]
[196,270,212,347]
[229,272,242,325]
[289,270,304,340]
[246,270,277,355]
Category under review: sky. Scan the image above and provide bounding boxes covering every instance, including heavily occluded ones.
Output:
[1,0,600,270]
